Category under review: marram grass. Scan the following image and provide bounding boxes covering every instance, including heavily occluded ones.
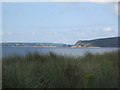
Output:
[2,51,119,88]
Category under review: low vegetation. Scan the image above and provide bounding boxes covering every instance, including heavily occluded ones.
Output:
[2,51,119,88]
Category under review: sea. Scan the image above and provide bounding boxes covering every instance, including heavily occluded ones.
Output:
[1,46,118,58]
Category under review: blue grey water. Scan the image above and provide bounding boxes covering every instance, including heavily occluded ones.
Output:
[1,46,118,58]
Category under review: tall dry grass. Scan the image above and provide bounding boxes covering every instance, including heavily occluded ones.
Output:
[2,51,119,88]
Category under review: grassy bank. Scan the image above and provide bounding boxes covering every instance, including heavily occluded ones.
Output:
[2,51,119,88]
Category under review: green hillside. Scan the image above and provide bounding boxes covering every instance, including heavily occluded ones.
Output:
[74,37,120,47]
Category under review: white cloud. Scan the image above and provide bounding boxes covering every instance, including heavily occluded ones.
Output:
[7,32,13,35]
[0,31,4,36]
[101,27,112,32]
[31,31,36,35]
[2,32,13,35]
[16,10,23,15]
[0,31,13,36]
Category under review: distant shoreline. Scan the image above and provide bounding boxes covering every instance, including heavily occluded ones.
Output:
[2,45,119,49]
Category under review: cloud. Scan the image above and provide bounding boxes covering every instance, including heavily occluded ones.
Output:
[31,31,36,35]
[0,31,13,36]
[7,32,13,35]
[101,27,112,32]
[2,32,13,35]
[16,10,23,15]
[0,31,4,36]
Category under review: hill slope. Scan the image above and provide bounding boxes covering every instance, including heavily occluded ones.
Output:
[74,37,120,47]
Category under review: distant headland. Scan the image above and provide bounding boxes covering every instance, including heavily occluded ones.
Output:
[72,36,120,48]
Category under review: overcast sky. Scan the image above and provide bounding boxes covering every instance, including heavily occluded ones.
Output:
[1,2,118,44]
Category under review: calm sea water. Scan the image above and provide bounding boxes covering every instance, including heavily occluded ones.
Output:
[1,46,118,58]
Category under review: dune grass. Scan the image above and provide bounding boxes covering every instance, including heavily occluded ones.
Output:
[2,51,119,88]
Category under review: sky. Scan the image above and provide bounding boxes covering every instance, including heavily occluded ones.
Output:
[1,2,118,44]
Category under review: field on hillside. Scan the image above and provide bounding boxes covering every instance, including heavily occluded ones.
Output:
[2,51,119,88]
